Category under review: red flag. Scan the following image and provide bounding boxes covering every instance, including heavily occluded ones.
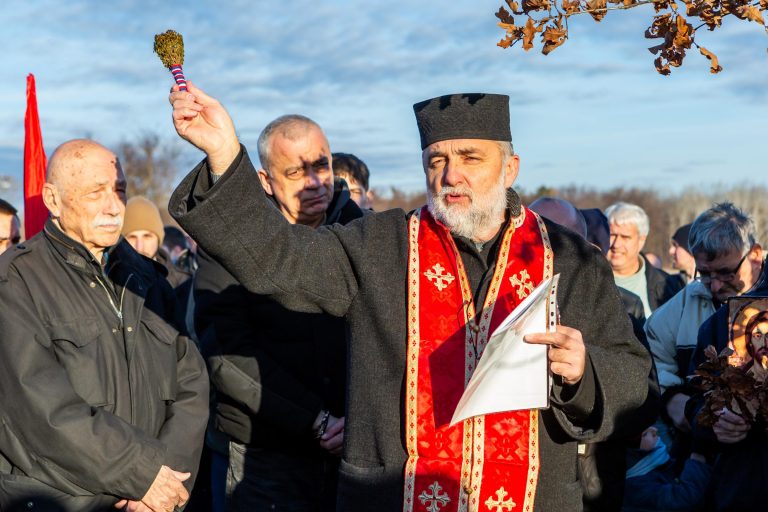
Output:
[24,73,48,238]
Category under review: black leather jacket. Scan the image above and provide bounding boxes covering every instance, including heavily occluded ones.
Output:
[0,220,209,511]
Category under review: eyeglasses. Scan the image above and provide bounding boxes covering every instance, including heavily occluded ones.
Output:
[695,250,750,284]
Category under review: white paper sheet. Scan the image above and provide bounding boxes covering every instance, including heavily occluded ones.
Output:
[450,274,559,426]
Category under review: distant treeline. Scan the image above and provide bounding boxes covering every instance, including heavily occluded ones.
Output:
[371,184,768,269]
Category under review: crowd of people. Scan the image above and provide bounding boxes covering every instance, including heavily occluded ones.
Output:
[0,85,765,512]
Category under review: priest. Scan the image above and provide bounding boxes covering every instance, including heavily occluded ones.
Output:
[168,85,652,511]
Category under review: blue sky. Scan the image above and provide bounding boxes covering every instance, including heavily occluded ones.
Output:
[0,0,766,207]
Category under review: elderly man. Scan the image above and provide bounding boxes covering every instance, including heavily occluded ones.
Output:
[0,140,208,512]
[0,198,21,255]
[605,202,683,318]
[193,114,364,511]
[168,85,651,511]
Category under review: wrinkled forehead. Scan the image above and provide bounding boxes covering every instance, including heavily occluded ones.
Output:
[270,126,330,162]
[66,154,125,191]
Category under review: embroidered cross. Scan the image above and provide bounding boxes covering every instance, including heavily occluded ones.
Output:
[418,481,451,512]
[485,486,516,511]
[424,263,455,291]
[509,269,534,299]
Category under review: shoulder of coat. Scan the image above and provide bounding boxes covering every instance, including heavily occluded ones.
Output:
[0,236,43,282]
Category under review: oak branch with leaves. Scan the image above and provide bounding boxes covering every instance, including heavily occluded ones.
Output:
[495,0,768,74]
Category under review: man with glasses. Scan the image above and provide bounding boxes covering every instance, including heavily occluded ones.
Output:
[644,203,763,476]
[0,198,21,255]
[686,222,768,509]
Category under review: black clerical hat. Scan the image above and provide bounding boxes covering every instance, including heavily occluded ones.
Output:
[413,93,511,150]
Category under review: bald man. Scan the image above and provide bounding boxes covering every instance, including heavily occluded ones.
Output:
[0,139,208,512]
[529,196,588,238]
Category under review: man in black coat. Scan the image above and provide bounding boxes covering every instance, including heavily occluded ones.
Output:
[194,114,364,511]
[167,85,652,511]
[0,140,209,512]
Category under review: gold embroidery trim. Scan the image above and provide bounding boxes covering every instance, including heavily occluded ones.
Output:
[521,211,552,511]
[403,209,422,512]
[460,216,518,511]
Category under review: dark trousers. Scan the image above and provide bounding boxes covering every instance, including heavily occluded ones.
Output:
[226,441,339,512]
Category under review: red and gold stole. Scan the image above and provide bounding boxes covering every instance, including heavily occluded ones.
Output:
[403,205,553,512]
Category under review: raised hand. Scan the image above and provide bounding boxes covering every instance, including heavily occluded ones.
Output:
[168,82,240,174]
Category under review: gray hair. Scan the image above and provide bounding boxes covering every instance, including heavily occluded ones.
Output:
[257,114,322,172]
[689,202,756,259]
[605,202,650,237]
[498,141,514,160]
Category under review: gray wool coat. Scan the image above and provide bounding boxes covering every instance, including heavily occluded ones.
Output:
[169,147,653,512]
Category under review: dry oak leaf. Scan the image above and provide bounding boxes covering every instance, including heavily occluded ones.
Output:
[652,0,679,12]
[699,46,723,73]
[498,34,521,48]
[646,12,673,39]
[737,5,766,24]
[521,18,544,50]
[495,6,515,23]
[655,55,672,74]
[542,17,568,54]
[506,0,524,13]
[587,0,609,21]
[522,0,552,13]
[696,4,725,30]
[673,14,694,48]
[561,0,582,14]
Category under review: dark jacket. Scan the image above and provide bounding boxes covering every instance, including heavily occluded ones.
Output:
[581,287,659,512]
[623,457,711,512]
[169,147,653,512]
[644,254,685,311]
[195,184,364,449]
[683,260,768,511]
[0,220,209,512]
[156,247,193,290]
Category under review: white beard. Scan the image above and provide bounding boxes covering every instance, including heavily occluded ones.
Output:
[427,171,508,241]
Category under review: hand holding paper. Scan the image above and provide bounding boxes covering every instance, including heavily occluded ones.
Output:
[451,275,559,426]
[525,325,586,385]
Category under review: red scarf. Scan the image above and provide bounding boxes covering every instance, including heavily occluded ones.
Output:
[403,206,553,512]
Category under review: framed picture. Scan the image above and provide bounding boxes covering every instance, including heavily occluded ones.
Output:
[727,296,768,375]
